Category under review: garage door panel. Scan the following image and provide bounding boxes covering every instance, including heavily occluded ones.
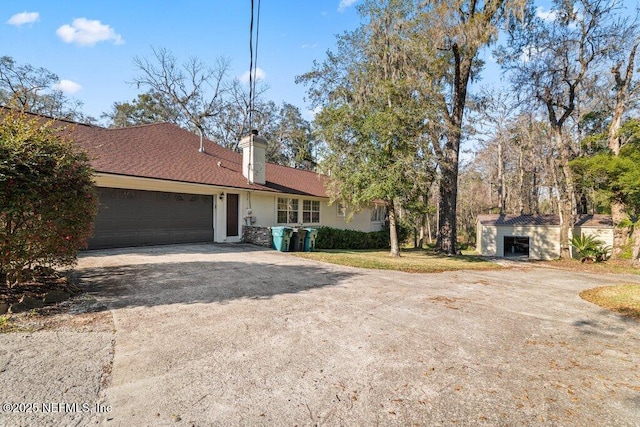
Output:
[88,188,214,249]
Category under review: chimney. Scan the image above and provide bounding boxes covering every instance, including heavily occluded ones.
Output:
[240,129,267,185]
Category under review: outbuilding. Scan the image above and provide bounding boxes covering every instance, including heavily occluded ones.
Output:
[476,214,614,260]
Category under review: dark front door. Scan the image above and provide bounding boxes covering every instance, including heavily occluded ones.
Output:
[89,188,213,249]
[226,193,239,237]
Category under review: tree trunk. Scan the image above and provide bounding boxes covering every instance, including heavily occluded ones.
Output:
[608,43,637,257]
[611,201,630,258]
[631,222,640,267]
[555,129,575,259]
[498,135,506,214]
[518,147,524,214]
[436,158,458,255]
[435,43,470,256]
[417,214,426,249]
[608,41,638,155]
[389,201,400,257]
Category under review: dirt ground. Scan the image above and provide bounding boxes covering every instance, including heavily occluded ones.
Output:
[1,243,639,426]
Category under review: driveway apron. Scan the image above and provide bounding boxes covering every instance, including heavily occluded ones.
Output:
[75,244,640,426]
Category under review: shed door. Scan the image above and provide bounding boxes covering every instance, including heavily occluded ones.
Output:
[504,236,530,257]
[89,188,213,249]
[226,193,239,237]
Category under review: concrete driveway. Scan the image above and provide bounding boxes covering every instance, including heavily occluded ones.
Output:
[2,243,639,426]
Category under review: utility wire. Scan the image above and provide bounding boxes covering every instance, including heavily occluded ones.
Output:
[248,0,261,134]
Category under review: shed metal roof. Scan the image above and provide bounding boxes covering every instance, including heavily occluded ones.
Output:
[477,214,613,228]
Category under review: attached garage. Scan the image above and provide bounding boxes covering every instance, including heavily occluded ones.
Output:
[88,188,214,249]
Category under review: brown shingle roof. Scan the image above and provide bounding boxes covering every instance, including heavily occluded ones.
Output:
[477,214,613,228]
[574,214,614,228]
[69,122,328,197]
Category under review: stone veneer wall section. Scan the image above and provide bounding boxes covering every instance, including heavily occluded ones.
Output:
[242,226,273,248]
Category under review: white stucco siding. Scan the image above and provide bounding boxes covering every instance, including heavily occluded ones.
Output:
[94,173,221,195]
[241,193,382,232]
[573,227,614,249]
[498,225,560,260]
[321,204,383,232]
[243,193,275,227]
[479,224,561,260]
[93,174,382,242]
[478,224,497,256]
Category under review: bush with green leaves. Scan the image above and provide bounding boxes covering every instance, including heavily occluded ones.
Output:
[315,222,410,250]
[0,111,97,286]
[571,234,611,263]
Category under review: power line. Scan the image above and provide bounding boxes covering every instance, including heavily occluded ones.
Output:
[248,0,261,134]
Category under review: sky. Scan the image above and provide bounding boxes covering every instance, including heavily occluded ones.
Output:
[1,1,363,123]
[2,0,638,127]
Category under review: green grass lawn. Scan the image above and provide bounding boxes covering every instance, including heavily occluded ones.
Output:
[539,258,640,275]
[293,248,501,273]
[579,284,640,320]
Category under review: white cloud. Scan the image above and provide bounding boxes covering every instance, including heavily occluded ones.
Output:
[56,18,124,46]
[240,67,266,84]
[303,106,322,121]
[338,0,358,13]
[301,43,318,49]
[535,6,558,22]
[520,44,537,62]
[7,11,40,27]
[53,79,82,94]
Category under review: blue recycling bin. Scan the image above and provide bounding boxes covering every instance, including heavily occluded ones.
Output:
[271,226,293,252]
[304,228,318,252]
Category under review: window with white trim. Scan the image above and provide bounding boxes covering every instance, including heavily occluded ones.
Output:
[337,203,346,217]
[277,197,298,223]
[303,200,320,223]
[371,205,386,222]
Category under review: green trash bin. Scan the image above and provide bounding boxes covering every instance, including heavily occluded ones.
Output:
[271,226,293,252]
[304,228,318,252]
[289,228,308,252]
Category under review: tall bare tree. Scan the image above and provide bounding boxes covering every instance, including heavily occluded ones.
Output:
[606,24,640,256]
[473,89,519,214]
[410,0,526,255]
[497,0,622,258]
[0,56,90,122]
[132,47,230,138]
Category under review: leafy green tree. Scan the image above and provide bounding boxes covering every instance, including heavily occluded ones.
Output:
[571,120,640,265]
[497,0,624,258]
[300,0,427,256]
[0,110,97,286]
[274,103,315,169]
[102,92,179,127]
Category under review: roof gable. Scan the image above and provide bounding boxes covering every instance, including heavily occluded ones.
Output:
[69,122,328,197]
